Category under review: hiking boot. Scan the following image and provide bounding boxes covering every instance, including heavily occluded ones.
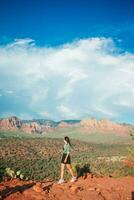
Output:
[70,176,77,182]
[58,179,64,184]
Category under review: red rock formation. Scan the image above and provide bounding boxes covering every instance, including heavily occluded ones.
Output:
[20,122,41,134]
[0,116,22,131]
[0,116,41,134]
[80,118,132,135]
[58,122,71,128]
[58,121,79,128]
[0,116,133,135]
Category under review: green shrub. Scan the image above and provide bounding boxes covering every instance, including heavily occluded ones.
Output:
[4,168,26,180]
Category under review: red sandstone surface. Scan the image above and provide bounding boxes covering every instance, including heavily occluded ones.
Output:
[0,174,134,200]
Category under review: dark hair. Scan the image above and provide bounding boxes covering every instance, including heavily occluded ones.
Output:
[64,136,71,146]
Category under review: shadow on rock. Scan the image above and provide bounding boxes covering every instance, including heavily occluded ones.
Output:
[0,182,35,199]
[132,191,134,200]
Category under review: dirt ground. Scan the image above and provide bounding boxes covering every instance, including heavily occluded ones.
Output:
[0,174,134,200]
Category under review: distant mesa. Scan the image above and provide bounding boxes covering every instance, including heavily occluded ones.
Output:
[20,122,41,134]
[0,116,42,134]
[0,116,133,135]
[0,116,22,131]
[80,118,133,135]
[57,120,81,128]
[58,121,70,128]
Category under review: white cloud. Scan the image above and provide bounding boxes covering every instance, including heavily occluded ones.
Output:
[37,111,52,119]
[57,105,78,119]
[7,38,35,48]
[0,37,134,123]
[6,90,14,94]
[93,106,118,117]
[18,113,34,120]
[57,69,88,99]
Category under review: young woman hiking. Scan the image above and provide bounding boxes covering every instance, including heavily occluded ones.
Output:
[58,136,77,184]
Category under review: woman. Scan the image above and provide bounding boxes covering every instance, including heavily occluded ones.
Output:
[58,136,77,184]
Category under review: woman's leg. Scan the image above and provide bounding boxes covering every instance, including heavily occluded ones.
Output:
[60,163,65,179]
[66,164,75,177]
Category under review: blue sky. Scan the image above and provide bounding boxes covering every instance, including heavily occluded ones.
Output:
[0,0,134,123]
[0,0,134,50]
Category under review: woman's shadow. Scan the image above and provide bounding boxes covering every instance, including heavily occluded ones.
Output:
[75,163,91,179]
[0,183,35,199]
